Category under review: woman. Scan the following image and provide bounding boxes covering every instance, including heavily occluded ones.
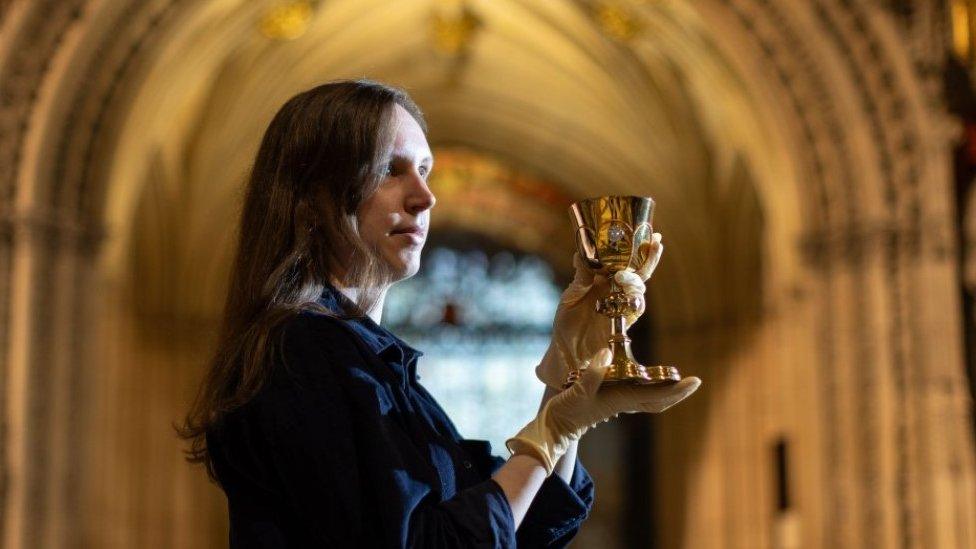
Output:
[178,79,700,548]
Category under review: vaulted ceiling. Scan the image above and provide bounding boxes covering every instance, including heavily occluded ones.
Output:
[104,0,780,327]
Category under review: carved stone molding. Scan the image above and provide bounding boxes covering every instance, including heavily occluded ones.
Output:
[0,1,971,548]
[0,207,104,254]
[53,0,186,227]
[0,1,86,203]
[704,1,968,548]
[797,219,950,270]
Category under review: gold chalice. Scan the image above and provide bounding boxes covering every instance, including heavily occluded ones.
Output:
[569,196,681,385]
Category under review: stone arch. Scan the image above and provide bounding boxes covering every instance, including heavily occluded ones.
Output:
[1,1,973,548]
[668,2,975,548]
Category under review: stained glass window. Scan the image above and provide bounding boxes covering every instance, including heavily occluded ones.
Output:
[384,245,561,452]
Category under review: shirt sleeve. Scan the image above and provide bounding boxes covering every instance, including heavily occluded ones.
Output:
[459,439,595,547]
[516,457,595,547]
[249,313,516,548]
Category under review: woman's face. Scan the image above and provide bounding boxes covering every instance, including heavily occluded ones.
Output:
[357,104,436,281]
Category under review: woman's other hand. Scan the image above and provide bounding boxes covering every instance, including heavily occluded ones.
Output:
[536,233,664,389]
[510,348,700,473]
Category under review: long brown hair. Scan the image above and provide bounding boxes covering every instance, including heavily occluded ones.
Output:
[176,79,427,481]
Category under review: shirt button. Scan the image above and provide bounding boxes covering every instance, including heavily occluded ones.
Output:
[463,460,473,469]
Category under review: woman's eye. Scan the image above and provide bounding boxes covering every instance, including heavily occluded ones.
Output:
[384,163,396,176]
[418,165,429,177]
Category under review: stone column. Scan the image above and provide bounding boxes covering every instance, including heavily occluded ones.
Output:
[2,211,98,549]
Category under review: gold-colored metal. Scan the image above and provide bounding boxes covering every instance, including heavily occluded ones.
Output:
[429,1,482,56]
[569,196,681,386]
[592,1,644,43]
[260,1,313,41]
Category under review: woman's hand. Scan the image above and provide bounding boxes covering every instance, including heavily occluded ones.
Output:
[536,233,664,389]
[510,348,700,473]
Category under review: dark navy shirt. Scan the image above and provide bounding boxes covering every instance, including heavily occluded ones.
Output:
[207,283,594,547]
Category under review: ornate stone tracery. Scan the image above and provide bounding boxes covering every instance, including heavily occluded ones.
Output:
[0,1,974,548]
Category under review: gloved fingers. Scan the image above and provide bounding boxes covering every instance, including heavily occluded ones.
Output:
[559,253,597,305]
[575,253,614,298]
[635,376,701,413]
[637,234,664,281]
[623,301,645,327]
[535,362,564,390]
[577,349,612,396]
[614,271,645,294]
[571,252,595,286]
[615,271,646,325]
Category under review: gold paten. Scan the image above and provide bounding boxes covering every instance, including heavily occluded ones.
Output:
[569,196,681,386]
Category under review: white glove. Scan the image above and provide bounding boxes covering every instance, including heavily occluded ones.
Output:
[536,233,664,389]
[509,348,700,474]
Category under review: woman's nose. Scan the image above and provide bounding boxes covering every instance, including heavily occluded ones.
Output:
[405,173,436,215]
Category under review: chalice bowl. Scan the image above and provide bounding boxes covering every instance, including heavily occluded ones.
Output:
[569,196,682,385]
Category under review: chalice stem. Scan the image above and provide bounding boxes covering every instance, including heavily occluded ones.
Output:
[598,279,643,383]
[606,279,632,354]
[608,279,625,337]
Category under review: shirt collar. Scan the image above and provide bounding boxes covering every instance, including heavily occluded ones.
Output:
[316,282,423,388]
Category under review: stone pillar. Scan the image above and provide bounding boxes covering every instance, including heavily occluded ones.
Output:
[2,211,98,549]
[652,219,976,549]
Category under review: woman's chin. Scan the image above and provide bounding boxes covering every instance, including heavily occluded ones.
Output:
[385,252,422,281]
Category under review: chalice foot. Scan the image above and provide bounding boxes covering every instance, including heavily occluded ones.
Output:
[602,336,680,386]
